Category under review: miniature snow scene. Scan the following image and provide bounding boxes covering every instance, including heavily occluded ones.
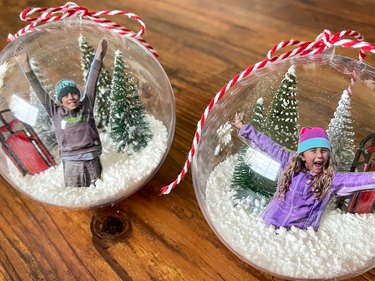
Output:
[0,16,175,208]
[191,53,375,279]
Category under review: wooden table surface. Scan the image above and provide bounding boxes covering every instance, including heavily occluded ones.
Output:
[0,0,375,280]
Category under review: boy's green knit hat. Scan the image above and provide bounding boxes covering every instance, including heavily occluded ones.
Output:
[55,79,81,102]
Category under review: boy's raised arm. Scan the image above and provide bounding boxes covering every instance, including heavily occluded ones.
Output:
[83,38,108,103]
[14,46,55,116]
[14,47,32,73]
[95,38,107,63]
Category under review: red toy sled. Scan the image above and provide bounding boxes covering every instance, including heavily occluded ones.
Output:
[0,109,56,176]
[342,133,375,214]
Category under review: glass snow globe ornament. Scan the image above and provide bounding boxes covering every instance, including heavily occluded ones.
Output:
[192,50,375,279]
[0,18,175,208]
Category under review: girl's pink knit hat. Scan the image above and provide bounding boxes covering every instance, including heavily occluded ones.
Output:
[297,127,331,154]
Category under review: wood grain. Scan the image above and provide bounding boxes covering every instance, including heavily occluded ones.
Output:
[0,0,375,280]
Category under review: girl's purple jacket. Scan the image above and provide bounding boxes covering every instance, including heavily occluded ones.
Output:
[239,124,375,230]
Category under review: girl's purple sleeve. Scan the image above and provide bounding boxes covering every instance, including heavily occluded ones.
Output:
[332,172,375,196]
[333,172,375,196]
[238,124,292,165]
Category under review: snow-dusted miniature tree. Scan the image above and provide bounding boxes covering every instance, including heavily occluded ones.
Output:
[0,63,8,109]
[0,62,8,88]
[230,145,274,213]
[28,59,57,152]
[214,122,233,156]
[263,65,299,151]
[79,35,112,131]
[79,35,95,78]
[251,97,265,131]
[109,50,152,153]
[327,90,355,171]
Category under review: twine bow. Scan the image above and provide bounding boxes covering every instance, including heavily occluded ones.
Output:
[266,29,371,64]
[7,2,158,57]
[161,29,375,194]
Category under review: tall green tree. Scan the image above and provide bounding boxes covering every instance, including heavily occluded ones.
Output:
[109,50,152,153]
[327,90,355,171]
[79,35,112,131]
[263,65,299,151]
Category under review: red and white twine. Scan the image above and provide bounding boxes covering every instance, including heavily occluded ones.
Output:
[7,1,158,57]
[161,29,375,194]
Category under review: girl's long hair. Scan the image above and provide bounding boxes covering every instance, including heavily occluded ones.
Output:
[278,154,334,200]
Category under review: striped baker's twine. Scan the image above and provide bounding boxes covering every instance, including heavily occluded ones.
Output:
[7,1,158,57]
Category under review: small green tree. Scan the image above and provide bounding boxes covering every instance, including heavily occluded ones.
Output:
[327,90,355,171]
[231,145,276,197]
[109,50,152,153]
[251,97,265,131]
[263,65,299,150]
[79,35,112,131]
[214,122,233,156]
[230,145,275,213]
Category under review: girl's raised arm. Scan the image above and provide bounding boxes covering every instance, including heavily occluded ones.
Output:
[333,172,375,196]
[236,120,292,166]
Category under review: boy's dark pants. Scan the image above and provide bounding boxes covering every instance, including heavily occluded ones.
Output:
[63,157,102,187]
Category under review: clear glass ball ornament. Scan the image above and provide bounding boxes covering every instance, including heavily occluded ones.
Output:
[192,52,375,280]
[0,19,175,208]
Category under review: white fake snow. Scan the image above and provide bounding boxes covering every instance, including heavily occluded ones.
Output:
[206,154,375,280]
[8,115,168,209]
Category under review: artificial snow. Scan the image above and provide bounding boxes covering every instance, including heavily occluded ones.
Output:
[7,114,168,209]
[205,154,375,279]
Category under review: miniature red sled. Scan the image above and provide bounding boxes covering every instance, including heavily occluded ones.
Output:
[343,133,375,214]
[0,109,56,176]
